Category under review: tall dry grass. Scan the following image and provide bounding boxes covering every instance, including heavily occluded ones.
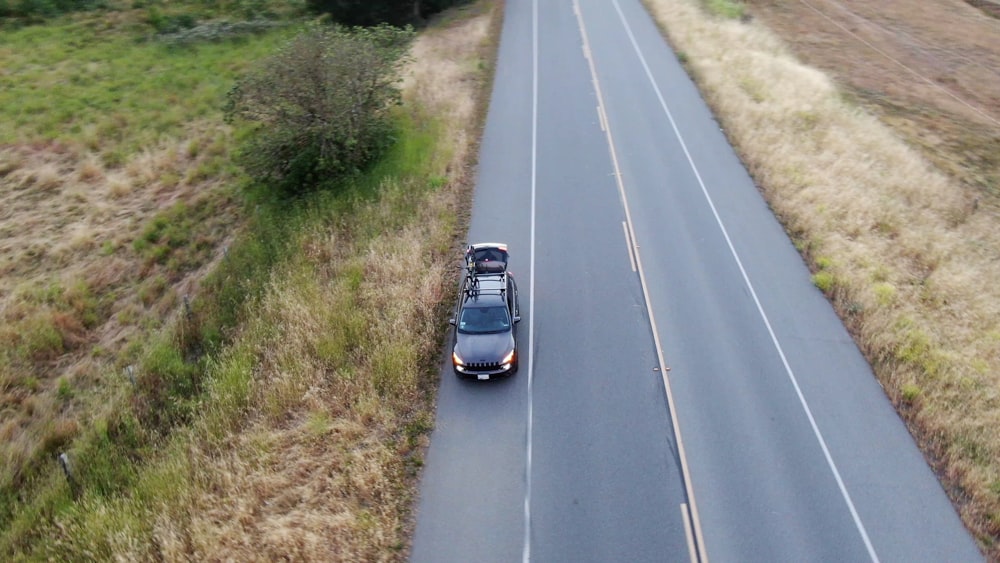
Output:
[644,0,1000,555]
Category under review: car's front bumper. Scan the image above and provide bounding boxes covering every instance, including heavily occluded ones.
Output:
[454,362,515,380]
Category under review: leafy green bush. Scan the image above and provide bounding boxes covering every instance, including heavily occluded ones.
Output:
[225,23,414,195]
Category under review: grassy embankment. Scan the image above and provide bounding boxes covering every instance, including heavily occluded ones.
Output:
[645,0,1000,556]
[1,0,499,559]
[1,3,296,549]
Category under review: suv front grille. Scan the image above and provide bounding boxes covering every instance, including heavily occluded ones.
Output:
[466,361,502,371]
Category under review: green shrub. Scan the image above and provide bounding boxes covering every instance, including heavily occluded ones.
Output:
[225,23,414,196]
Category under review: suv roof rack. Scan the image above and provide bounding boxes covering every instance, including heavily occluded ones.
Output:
[463,243,510,299]
[463,270,508,298]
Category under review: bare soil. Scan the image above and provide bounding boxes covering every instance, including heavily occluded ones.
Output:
[745,0,1000,198]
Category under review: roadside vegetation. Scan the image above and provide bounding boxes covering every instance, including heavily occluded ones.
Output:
[1,0,497,559]
[646,0,1000,556]
[225,23,415,195]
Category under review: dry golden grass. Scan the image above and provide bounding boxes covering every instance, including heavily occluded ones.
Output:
[644,0,1000,555]
[158,225,443,560]
[0,126,239,497]
[402,3,493,165]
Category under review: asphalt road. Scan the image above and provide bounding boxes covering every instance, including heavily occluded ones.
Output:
[411,0,983,561]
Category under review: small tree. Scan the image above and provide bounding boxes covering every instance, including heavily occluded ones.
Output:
[225,24,414,195]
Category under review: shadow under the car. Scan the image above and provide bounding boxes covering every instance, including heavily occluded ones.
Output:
[456,373,519,387]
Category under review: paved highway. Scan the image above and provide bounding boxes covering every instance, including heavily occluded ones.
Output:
[411,0,982,561]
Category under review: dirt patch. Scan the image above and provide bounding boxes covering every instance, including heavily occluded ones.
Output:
[745,0,1000,198]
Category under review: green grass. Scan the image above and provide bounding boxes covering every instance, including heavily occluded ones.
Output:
[16,314,65,361]
[901,383,922,404]
[0,13,296,155]
[812,271,835,293]
[0,278,102,369]
[702,0,744,20]
[132,200,222,273]
[873,282,897,306]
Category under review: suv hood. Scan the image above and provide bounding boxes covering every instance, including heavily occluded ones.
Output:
[455,331,514,363]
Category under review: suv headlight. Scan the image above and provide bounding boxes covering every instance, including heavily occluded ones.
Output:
[452,350,464,366]
[501,350,515,366]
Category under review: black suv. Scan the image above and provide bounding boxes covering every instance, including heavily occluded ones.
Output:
[450,243,520,380]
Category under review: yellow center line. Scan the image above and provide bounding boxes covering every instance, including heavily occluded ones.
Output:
[573,1,707,561]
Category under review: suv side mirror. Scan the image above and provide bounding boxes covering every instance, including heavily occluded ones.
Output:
[513,316,521,323]
[449,318,456,326]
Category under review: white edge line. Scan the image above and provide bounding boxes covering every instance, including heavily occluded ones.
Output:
[574,1,707,561]
[623,221,637,272]
[681,503,698,563]
[610,0,880,561]
[523,0,538,561]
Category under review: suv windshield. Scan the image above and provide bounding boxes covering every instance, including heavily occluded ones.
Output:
[457,305,511,334]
